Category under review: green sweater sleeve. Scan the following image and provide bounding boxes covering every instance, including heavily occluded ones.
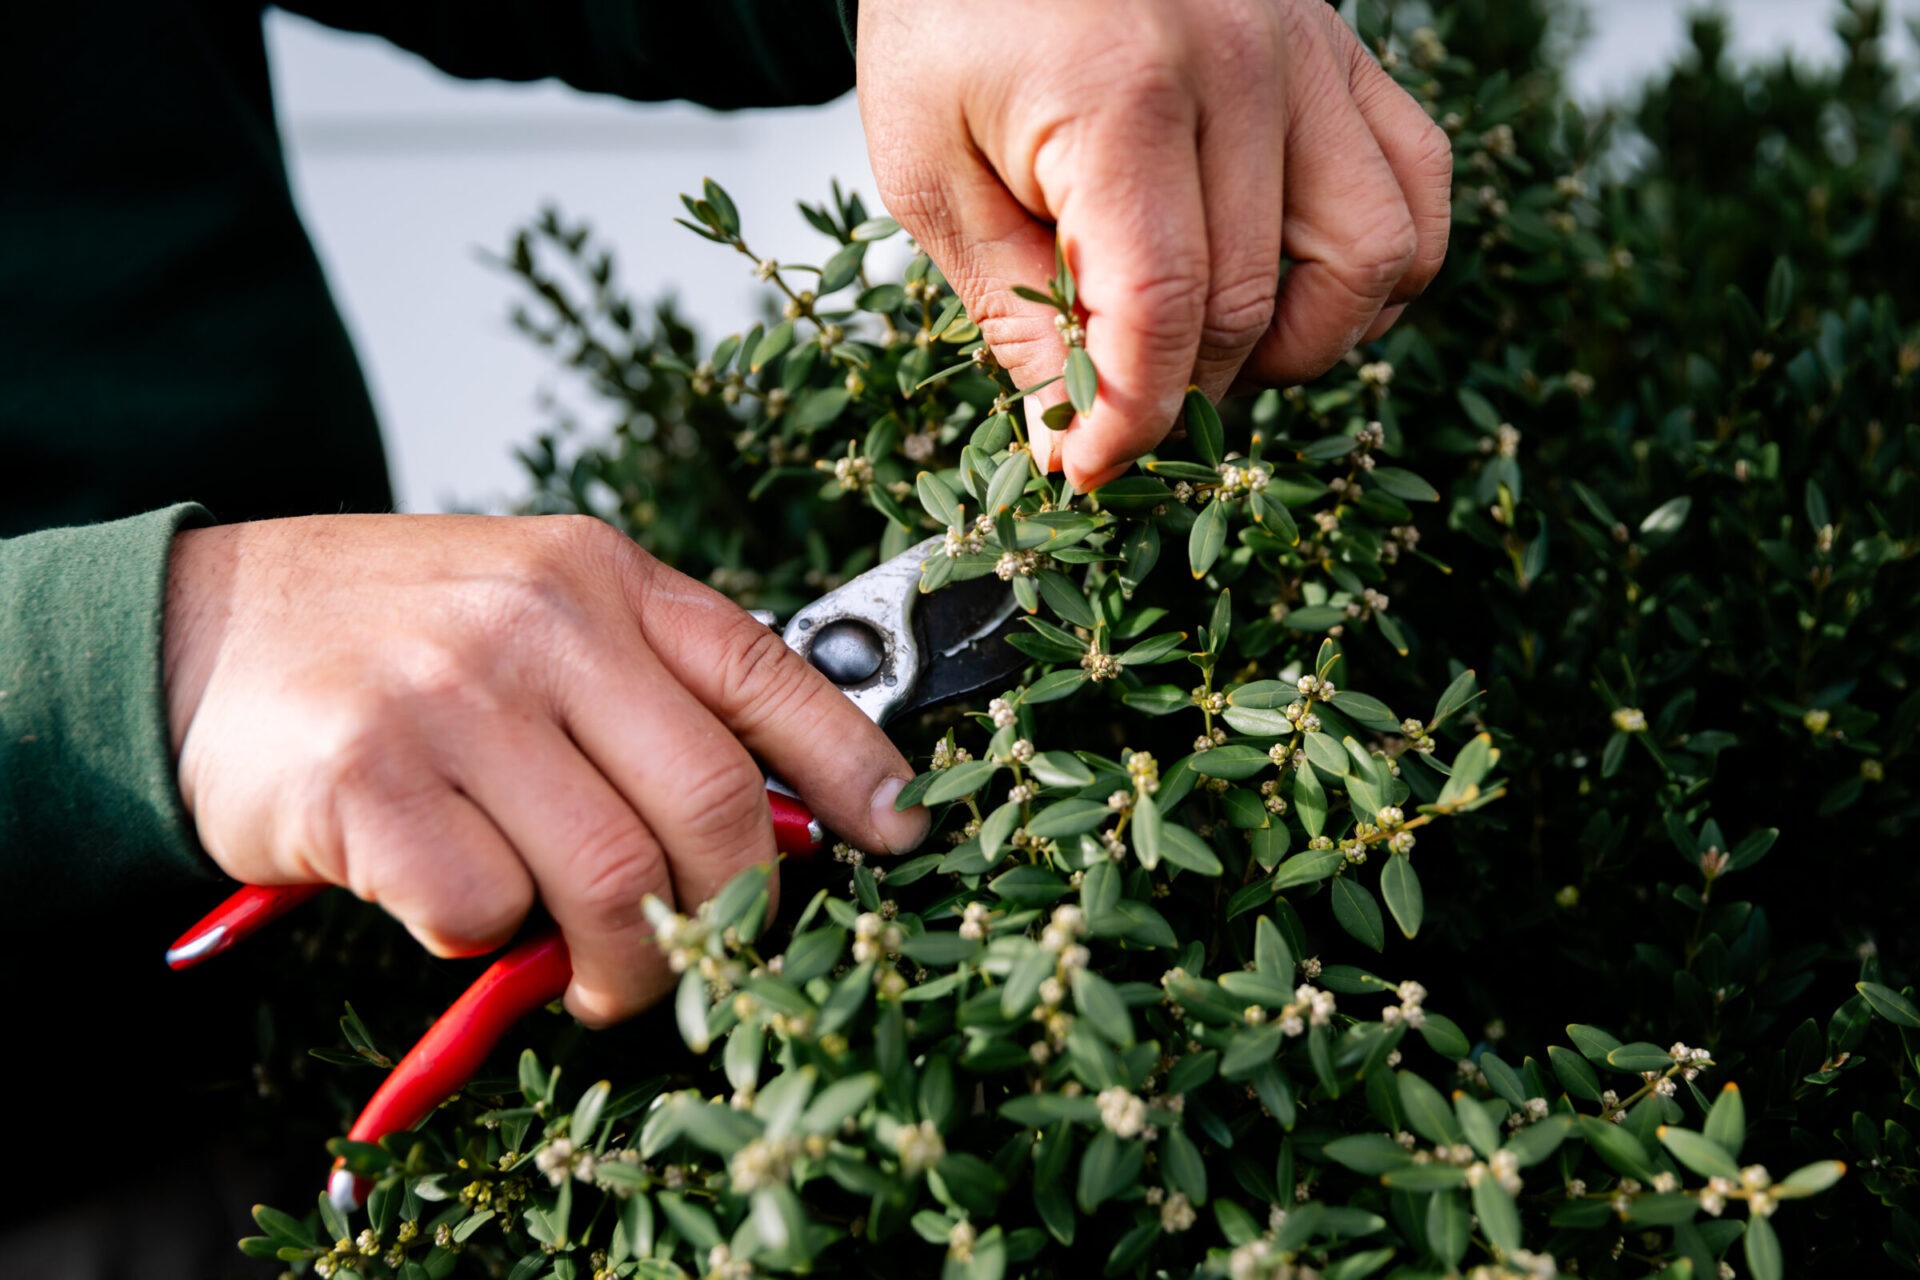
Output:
[279,0,859,109]
[0,505,216,919]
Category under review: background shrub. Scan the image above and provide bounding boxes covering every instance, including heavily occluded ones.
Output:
[242,3,1920,1276]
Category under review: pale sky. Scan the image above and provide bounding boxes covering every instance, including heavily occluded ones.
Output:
[265,1,1897,512]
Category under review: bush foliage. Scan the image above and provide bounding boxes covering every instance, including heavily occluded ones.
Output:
[249,3,1920,1277]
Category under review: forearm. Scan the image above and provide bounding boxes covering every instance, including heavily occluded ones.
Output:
[280,0,858,110]
[0,505,216,920]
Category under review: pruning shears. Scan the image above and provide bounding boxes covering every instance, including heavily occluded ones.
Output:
[165,536,1024,1208]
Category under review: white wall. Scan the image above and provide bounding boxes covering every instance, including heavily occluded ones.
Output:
[265,2,1901,512]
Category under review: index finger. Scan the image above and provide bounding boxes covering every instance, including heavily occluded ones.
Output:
[631,563,931,857]
[1029,94,1210,492]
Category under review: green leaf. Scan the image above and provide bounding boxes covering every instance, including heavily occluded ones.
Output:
[1270,848,1341,892]
[1857,981,1920,1028]
[858,282,908,312]
[1640,495,1693,537]
[1028,750,1095,787]
[750,320,795,371]
[1293,760,1327,838]
[1159,824,1224,875]
[1472,1176,1522,1254]
[923,759,1002,805]
[899,932,981,966]
[1765,255,1795,329]
[570,1079,612,1143]
[676,967,711,1053]
[819,240,867,294]
[1327,691,1400,733]
[1066,347,1099,414]
[985,453,1029,517]
[1184,388,1225,467]
[1250,489,1300,543]
[1071,968,1135,1048]
[1162,1123,1208,1204]
[1397,1071,1463,1146]
[1746,1212,1784,1280]
[1778,1159,1846,1196]
[918,471,964,529]
[1579,1115,1659,1182]
[1118,632,1190,665]
[1023,669,1088,704]
[1548,1045,1602,1102]
[1024,800,1111,840]
[1036,568,1097,628]
[1076,1129,1142,1214]
[1380,853,1422,938]
[1426,1190,1469,1269]
[1381,1162,1466,1191]
[851,214,900,241]
[1332,876,1385,951]
[1189,498,1228,578]
[1132,792,1164,869]
[1323,1134,1414,1175]
[1255,916,1293,979]
[1606,1042,1676,1073]
[1657,1126,1741,1180]
[1704,1083,1746,1158]
[1369,467,1440,502]
[979,799,1022,861]
[1567,1023,1624,1060]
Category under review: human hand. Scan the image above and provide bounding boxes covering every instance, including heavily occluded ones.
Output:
[857,0,1451,490]
[162,514,927,1026]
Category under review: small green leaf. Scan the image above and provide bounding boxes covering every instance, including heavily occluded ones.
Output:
[985,453,1030,517]
[1066,347,1099,414]
[1072,968,1135,1049]
[1324,1133,1415,1175]
[1857,981,1920,1027]
[923,759,1002,805]
[1705,1082,1746,1158]
[1184,388,1225,467]
[1426,1189,1469,1269]
[750,320,795,371]
[1640,495,1693,537]
[1472,1176,1522,1254]
[676,967,711,1053]
[917,471,964,529]
[1380,853,1422,938]
[1028,751,1095,787]
[1657,1126,1741,1180]
[1332,876,1385,951]
[1189,498,1228,578]
[1778,1159,1847,1196]
[1397,1071,1463,1145]
[1746,1211,1784,1280]
[1369,467,1440,502]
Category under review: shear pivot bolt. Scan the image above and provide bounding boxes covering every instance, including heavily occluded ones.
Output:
[809,620,885,685]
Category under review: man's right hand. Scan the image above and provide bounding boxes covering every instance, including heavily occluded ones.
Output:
[162,514,928,1026]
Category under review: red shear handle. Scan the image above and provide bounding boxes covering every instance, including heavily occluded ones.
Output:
[329,930,572,1209]
[170,788,822,969]
[165,883,327,970]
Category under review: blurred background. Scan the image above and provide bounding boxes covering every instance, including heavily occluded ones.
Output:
[268,1,1905,512]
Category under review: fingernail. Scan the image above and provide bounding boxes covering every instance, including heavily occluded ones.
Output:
[869,776,931,855]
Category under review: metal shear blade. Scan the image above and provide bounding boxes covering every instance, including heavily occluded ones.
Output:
[781,537,1026,727]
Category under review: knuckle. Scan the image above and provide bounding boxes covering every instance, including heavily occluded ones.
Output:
[1410,117,1456,184]
[1335,213,1420,301]
[568,821,668,933]
[670,752,775,864]
[1129,270,1211,350]
[717,619,823,727]
[1199,275,1279,365]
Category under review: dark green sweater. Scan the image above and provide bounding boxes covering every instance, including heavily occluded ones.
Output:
[0,0,853,1230]
[2,0,857,920]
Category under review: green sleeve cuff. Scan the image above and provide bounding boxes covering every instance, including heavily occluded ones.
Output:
[0,503,216,917]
